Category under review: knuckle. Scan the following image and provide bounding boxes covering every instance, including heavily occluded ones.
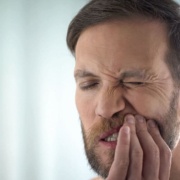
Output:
[132,148,143,158]
[152,146,160,158]
[161,148,172,160]
[129,149,143,173]
[136,129,146,136]
[118,159,129,169]
[151,131,160,138]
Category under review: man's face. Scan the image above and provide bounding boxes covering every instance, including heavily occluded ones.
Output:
[74,18,180,177]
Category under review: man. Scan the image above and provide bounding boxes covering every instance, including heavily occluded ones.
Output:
[66,0,180,179]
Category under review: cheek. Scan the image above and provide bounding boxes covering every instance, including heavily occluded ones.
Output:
[75,90,96,130]
[125,87,170,118]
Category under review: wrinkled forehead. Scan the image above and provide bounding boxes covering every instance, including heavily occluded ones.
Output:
[75,18,169,78]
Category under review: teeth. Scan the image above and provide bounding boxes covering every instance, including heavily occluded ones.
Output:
[104,133,118,142]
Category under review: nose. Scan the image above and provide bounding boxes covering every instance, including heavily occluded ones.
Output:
[95,88,125,119]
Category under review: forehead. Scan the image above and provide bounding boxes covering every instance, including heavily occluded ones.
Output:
[75,18,169,78]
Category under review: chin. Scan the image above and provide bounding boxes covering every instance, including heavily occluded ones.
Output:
[85,145,115,179]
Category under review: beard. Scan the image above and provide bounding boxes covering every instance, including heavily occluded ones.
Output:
[80,89,180,179]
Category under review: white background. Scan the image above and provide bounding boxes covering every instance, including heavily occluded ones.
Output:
[0,0,179,180]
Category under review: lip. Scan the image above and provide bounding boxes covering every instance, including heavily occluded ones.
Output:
[99,140,118,148]
[98,125,122,141]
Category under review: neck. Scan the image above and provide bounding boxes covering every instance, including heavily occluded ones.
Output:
[170,140,180,180]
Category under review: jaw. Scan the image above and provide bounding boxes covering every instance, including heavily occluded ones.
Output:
[91,143,115,168]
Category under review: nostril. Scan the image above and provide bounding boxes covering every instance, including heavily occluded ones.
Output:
[95,93,126,119]
[112,112,120,118]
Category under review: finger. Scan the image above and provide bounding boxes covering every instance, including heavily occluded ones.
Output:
[123,115,143,180]
[135,115,160,180]
[147,120,172,180]
[107,126,130,180]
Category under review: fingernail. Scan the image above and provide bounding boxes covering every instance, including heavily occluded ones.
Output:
[135,115,144,123]
[126,115,134,124]
[123,126,130,134]
[147,120,156,128]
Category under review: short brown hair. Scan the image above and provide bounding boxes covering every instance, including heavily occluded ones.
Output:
[66,0,180,84]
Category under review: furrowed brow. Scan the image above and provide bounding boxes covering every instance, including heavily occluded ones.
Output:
[74,70,99,81]
[121,69,151,80]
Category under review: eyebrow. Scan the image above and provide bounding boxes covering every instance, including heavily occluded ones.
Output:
[74,70,99,81]
[74,69,152,81]
[120,69,151,80]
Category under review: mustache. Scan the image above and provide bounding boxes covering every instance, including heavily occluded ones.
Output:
[82,115,162,137]
[88,116,124,135]
[82,115,125,148]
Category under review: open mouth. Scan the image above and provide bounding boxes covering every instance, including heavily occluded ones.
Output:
[99,126,122,145]
[103,132,119,142]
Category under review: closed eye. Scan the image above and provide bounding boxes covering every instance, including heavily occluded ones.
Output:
[126,82,145,85]
[120,81,147,88]
[80,83,99,90]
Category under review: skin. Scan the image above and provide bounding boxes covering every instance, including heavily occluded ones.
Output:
[74,18,180,179]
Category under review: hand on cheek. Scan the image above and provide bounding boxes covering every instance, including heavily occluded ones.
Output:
[106,114,172,180]
[146,119,172,180]
[135,115,160,179]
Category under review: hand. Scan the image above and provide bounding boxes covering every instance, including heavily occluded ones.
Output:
[106,114,172,180]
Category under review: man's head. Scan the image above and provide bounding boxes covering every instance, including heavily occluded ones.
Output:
[67,0,180,178]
